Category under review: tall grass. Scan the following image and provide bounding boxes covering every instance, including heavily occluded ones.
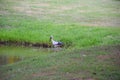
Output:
[0,15,120,48]
[0,0,120,48]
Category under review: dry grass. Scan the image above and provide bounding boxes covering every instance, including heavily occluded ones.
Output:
[1,0,120,27]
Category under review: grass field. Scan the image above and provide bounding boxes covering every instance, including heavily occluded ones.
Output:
[0,45,120,80]
[0,0,120,80]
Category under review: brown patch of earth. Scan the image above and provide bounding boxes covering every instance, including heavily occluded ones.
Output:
[0,11,9,15]
[97,55,110,60]
[49,5,80,14]
[32,71,56,77]
[31,3,50,7]
[73,45,120,66]
[86,19,120,27]
[12,1,49,15]
[32,66,58,77]
[12,1,80,15]
[87,45,120,54]
[92,45,120,66]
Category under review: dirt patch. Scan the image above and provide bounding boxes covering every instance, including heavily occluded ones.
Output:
[32,71,56,77]
[12,1,80,15]
[12,1,50,16]
[97,55,110,60]
[32,66,58,77]
[49,5,80,14]
[97,52,119,61]
[74,45,120,66]
[86,19,120,27]
[95,45,120,54]
[0,11,9,15]
[31,3,50,7]
[93,45,120,66]
[59,6,73,11]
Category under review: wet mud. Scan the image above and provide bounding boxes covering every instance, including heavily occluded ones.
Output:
[0,41,51,48]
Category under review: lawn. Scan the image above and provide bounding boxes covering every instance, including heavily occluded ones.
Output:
[0,45,120,80]
[0,0,120,80]
[0,0,120,48]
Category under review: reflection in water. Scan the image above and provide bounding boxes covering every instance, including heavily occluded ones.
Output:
[0,46,63,66]
[0,55,22,66]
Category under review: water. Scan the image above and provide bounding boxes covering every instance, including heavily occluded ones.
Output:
[0,55,22,66]
[0,46,63,66]
[0,46,48,66]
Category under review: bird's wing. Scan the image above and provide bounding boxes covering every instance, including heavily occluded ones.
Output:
[52,40,59,45]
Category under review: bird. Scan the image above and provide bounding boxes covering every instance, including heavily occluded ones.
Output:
[50,35,63,47]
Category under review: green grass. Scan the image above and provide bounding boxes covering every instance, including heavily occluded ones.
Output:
[0,0,120,48]
[0,0,120,80]
[0,16,120,48]
[0,45,120,80]
[0,15,120,48]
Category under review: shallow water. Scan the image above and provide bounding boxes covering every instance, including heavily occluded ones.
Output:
[0,46,63,66]
[0,46,49,66]
[0,55,22,66]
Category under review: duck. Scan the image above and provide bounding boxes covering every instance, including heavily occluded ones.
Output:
[50,35,63,47]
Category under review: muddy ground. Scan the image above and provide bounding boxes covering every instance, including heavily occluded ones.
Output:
[0,41,51,48]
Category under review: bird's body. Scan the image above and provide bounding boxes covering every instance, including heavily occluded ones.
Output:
[50,36,63,47]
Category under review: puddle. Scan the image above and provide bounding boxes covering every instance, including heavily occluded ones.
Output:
[0,46,64,66]
[0,55,23,66]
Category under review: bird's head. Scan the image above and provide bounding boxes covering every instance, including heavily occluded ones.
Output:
[49,35,53,41]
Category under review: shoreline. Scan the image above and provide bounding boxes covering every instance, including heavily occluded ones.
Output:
[0,41,51,48]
